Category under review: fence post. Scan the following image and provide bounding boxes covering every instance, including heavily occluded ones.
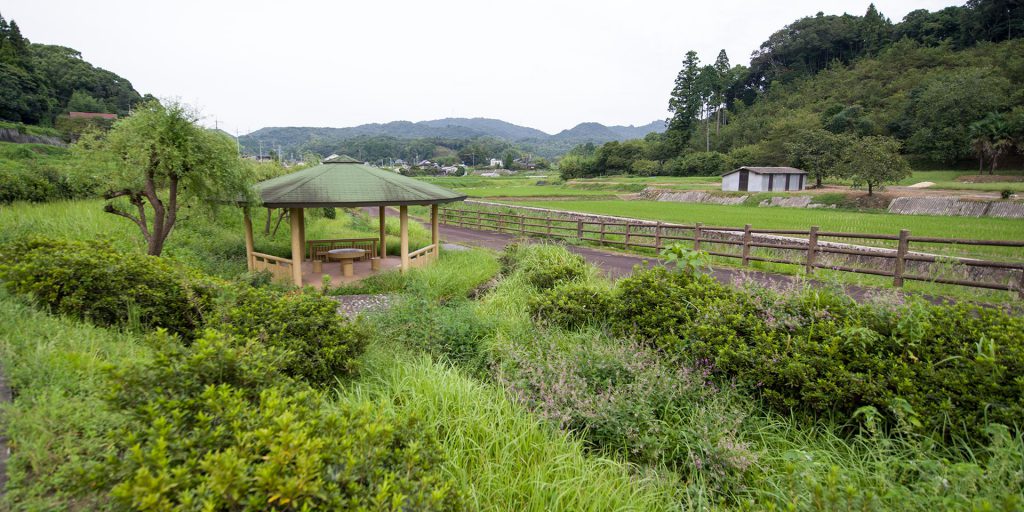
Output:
[741,224,752,266]
[694,222,703,252]
[806,226,820,274]
[576,219,584,241]
[655,222,662,251]
[624,223,632,251]
[600,222,607,246]
[893,229,910,287]
[476,210,482,230]
[519,214,525,235]
[546,213,552,236]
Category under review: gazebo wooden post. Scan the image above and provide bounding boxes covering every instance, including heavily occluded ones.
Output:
[379,206,387,258]
[242,207,255,271]
[431,204,440,260]
[297,208,306,259]
[400,205,409,272]
[290,207,304,286]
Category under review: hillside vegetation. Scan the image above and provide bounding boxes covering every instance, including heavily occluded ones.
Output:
[563,1,1024,180]
[0,13,145,126]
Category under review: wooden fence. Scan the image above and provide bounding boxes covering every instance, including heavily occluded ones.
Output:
[306,238,378,262]
[252,252,293,284]
[440,206,1024,298]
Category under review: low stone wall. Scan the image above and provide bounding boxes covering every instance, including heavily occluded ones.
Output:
[888,197,1024,219]
[0,128,66,147]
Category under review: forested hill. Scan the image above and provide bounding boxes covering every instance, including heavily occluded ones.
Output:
[0,13,145,125]
[238,118,665,159]
[562,1,1024,179]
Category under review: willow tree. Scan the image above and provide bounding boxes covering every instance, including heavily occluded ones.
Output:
[78,100,252,256]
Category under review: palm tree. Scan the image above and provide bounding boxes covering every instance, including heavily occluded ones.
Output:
[969,114,1014,175]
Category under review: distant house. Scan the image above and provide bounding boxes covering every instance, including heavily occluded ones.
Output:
[721,166,807,192]
[489,158,503,168]
[69,112,117,120]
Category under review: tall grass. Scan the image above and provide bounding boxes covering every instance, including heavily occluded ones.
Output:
[339,344,678,511]
[0,291,145,509]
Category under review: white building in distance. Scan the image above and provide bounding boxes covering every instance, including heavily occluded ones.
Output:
[722,166,807,192]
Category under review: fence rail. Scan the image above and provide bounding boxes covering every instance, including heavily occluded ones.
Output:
[252,252,293,284]
[439,206,1024,298]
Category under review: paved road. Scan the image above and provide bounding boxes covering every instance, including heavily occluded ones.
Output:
[434,222,863,297]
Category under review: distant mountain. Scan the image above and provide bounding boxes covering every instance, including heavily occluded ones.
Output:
[239,117,664,159]
[419,118,549,140]
[608,120,666,140]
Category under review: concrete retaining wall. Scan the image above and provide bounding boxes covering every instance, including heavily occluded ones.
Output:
[888,197,1024,219]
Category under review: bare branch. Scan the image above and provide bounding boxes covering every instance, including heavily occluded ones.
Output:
[104,203,151,242]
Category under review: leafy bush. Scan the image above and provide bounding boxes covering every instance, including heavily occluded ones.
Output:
[665,151,732,176]
[90,330,462,511]
[494,333,754,491]
[374,296,494,371]
[513,243,591,290]
[221,287,367,385]
[529,281,615,329]
[0,237,216,339]
[612,266,1024,443]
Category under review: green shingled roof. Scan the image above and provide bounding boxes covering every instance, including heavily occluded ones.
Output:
[252,157,466,208]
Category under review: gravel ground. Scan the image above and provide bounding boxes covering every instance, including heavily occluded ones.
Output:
[331,294,392,318]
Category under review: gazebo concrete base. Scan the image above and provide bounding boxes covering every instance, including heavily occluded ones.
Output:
[300,255,403,289]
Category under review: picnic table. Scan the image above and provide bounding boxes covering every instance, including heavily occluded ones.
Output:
[326,248,366,277]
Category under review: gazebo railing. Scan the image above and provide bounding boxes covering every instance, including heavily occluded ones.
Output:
[252,252,294,283]
[408,243,439,269]
[306,238,379,262]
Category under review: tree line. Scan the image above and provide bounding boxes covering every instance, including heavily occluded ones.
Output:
[0,12,146,126]
[561,1,1024,187]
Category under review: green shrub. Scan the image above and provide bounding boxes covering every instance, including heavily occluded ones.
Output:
[374,296,494,371]
[514,244,592,290]
[0,237,217,339]
[529,281,615,329]
[221,287,367,385]
[612,266,1024,444]
[665,151,732,176]
[494,333,754,492]
[91,330,462,511]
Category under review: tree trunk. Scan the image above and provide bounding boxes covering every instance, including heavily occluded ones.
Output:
[815,174,822,188]
[868,182,874,196]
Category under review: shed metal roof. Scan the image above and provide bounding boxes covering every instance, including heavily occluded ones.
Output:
[252,157,466,208]
[723,166,807,176]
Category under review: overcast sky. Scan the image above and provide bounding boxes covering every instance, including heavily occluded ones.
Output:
[6,0,958,135]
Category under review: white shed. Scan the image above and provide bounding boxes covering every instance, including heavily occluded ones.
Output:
[721,166,807,192]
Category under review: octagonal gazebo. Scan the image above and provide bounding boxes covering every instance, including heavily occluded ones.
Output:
[241,155,466,286]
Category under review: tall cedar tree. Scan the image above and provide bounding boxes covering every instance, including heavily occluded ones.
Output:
[667,51,702,147]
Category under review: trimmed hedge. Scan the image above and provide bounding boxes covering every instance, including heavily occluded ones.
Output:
[0,237,216,339]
